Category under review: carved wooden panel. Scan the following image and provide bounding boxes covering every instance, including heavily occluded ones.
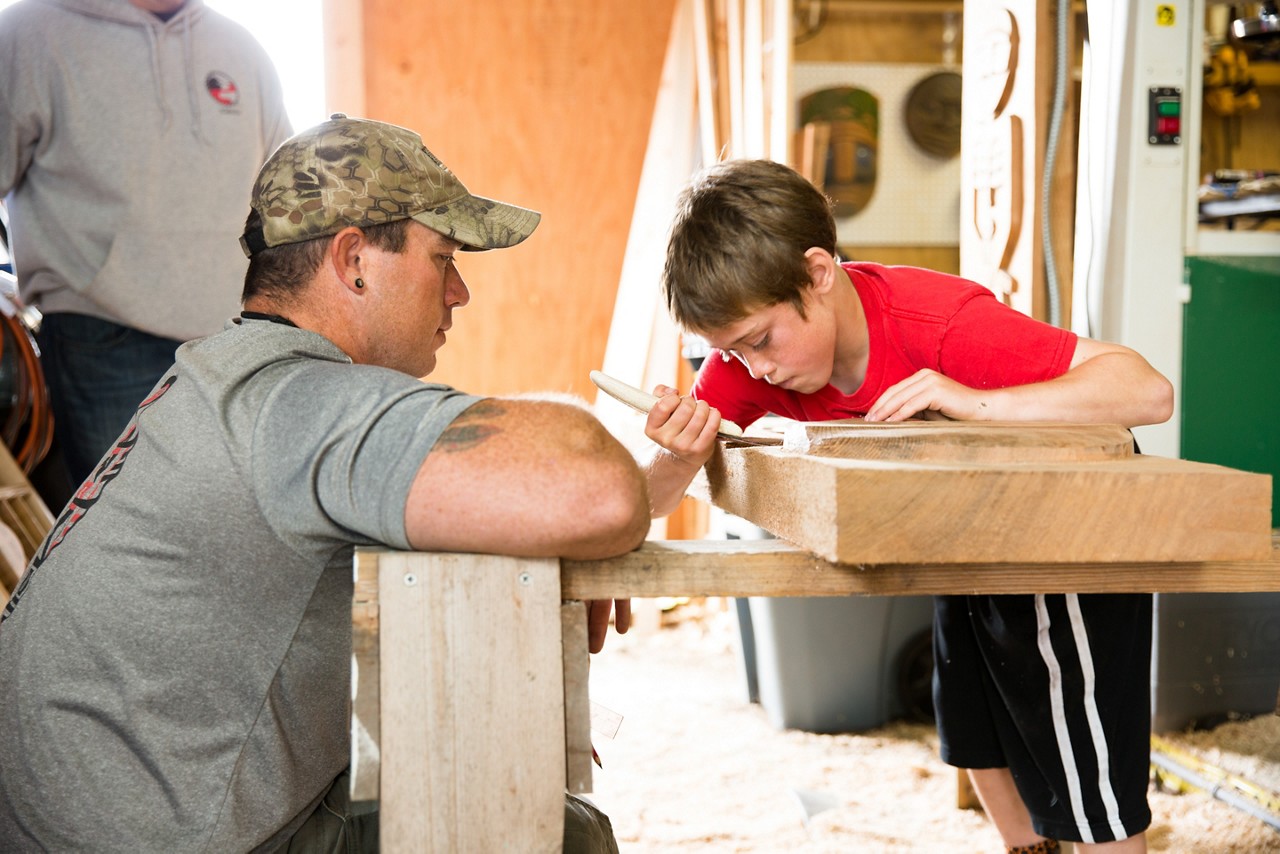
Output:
[961,0,1041,318]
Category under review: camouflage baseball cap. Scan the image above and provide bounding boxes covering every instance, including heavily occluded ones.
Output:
[240,114,540,257]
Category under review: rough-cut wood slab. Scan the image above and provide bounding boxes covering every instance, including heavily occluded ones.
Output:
[559,536,1280,599]
[694,421,1273,565]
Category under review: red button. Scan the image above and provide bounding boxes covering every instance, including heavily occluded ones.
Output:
[1157,117,1180,135]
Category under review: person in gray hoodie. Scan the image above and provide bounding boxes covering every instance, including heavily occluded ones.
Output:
[0,0,293,495]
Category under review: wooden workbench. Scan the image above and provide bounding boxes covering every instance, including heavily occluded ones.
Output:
[350,533,1280,851]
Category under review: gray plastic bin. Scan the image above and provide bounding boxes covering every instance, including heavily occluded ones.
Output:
[747,594,935,733]
[1151,592,1280,732]
[718,510,934,733]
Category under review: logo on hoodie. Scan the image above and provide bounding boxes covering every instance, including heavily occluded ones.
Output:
[205,71,240,107]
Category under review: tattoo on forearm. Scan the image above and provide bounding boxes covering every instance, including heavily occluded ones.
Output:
[437,400,506,451]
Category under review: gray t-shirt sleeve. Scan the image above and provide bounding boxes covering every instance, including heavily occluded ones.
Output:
[250,360,482,550]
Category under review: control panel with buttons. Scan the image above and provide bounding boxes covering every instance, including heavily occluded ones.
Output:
[1148,87,1182,145]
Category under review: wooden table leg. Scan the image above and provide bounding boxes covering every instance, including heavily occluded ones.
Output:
[563,600,593,793]
[377,552,565,851]
[956,767,982,810]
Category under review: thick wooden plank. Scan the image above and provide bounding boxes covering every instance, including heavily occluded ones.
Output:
[377,552,564,851]
[696,429,1272,564]
[562,601,593,794]
[559,537,1280,599]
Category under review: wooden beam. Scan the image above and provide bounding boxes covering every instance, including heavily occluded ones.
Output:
[693,0,722,165]
[559,536,1280,599]
[723,0,745,157]
[742,0,765,157]
[596,0,698,443]
[321,0,365,118]
[765,0,793,162]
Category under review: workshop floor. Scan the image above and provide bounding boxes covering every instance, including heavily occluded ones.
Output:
[586,602,1280,853]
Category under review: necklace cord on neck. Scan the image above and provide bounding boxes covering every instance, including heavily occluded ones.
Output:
[239,311,298,328]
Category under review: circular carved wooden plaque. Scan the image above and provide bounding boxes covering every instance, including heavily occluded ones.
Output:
[905,71,962,159]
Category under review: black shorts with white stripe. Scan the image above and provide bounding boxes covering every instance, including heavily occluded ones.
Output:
[933,592,1153,844]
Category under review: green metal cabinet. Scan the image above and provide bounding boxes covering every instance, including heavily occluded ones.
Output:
[1153,256,1280,732]
[1181,254,1280,527]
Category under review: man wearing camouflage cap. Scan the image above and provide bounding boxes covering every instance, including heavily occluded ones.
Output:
[0,115,646,852]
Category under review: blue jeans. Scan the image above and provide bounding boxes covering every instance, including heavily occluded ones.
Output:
[36,313,182,490]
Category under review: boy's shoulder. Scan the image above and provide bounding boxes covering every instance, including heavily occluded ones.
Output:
[844,261,991,312]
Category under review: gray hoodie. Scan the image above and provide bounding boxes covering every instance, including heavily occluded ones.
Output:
[0,0,293,340]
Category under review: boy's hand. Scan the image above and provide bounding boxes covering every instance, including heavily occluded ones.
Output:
[864,369,988,422]
[644,385,721,468]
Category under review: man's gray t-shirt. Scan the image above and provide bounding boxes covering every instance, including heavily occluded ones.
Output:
[0,317,480,851]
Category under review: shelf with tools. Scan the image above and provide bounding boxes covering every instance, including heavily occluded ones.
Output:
[1194,4,1280,249]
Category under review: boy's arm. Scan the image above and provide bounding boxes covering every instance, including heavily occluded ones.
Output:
[865,337,1174,427]
[643,386,722,517]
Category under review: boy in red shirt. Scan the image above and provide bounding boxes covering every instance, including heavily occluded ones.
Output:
[645,159,1172,854]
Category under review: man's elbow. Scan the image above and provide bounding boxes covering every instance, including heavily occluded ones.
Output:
[583,468,651,556]
[552,405,651,556]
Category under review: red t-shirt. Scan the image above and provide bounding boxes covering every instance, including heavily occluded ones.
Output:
[692,262,1077,428]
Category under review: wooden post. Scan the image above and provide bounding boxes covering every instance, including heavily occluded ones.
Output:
[376,552,565,851]
[562,601,594,794]
[956,768,982,810]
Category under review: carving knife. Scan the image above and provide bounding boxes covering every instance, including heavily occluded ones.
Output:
[589,370,782,447]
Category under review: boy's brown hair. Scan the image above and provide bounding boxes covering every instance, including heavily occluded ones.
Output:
[661,158,837,332]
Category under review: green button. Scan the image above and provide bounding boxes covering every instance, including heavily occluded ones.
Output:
[1157,100,1181,117]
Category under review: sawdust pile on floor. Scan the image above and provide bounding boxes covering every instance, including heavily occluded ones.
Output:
[586,603,1280,853]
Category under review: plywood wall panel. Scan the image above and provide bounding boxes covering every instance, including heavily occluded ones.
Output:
[349,1,678,397]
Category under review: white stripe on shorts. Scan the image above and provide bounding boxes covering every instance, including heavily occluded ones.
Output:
[1064,593,1128,841]
[1035,593,1093,843]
